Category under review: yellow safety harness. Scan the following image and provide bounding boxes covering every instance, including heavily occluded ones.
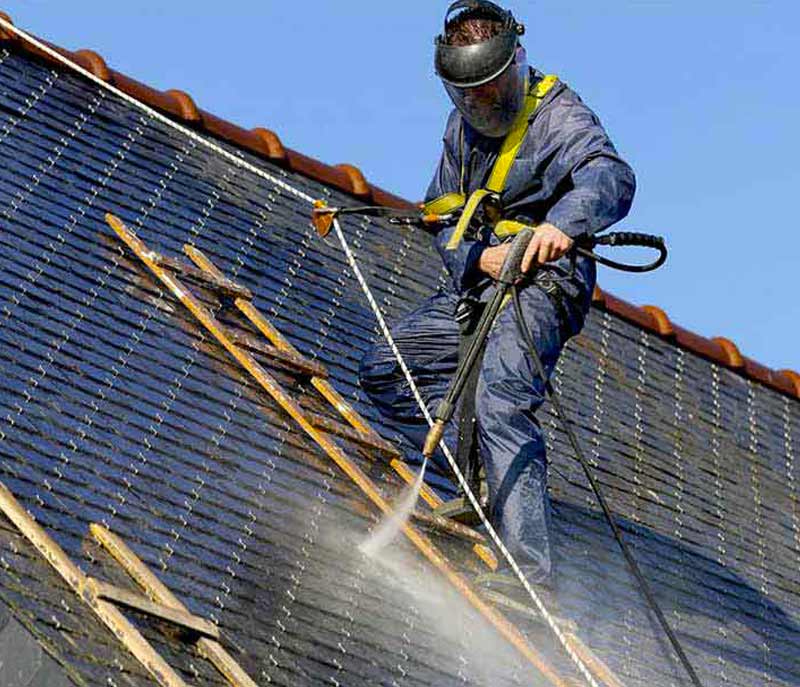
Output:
[423,74,559,250]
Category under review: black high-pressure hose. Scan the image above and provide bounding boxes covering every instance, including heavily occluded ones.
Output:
[581,231,667,272]
[511,285,703,687]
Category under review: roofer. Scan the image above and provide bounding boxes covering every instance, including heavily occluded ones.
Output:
[359,0,635,611]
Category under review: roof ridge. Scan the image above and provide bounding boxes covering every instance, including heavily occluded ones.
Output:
[0,10,796,401]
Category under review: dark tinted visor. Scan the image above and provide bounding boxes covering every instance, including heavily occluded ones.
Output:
[443,52,528,138]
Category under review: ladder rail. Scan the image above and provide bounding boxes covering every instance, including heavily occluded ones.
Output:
[183,243,397,455]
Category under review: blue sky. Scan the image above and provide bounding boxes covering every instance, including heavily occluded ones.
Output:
[6,1,800,370]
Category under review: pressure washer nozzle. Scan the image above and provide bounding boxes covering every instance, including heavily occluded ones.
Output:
[311,200,336,237]
[423,420,446,458]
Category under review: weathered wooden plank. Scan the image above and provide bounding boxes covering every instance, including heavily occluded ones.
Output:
[87,578,220,639]
[90,523,259,687]
[0,481,188,687]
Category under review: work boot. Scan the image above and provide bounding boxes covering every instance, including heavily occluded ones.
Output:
[474,571,567,627]
[433,469,488,525]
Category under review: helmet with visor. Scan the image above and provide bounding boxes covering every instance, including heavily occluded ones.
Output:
[434,1,528,138]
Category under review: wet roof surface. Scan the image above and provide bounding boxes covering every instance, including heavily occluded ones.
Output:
[0,45,797,687]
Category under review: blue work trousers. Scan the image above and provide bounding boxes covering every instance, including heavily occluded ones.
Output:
[359,283,573,584]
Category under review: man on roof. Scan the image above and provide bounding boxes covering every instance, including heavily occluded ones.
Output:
[360,0,635,612]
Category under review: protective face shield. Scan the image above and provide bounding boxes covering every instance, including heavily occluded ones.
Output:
[442,47,528,138]
[434,0,528,138]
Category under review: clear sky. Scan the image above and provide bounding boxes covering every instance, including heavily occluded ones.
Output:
[5,1,800,371]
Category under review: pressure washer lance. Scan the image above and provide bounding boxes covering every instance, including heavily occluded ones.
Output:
[421,229,703,687]
[312,199,455,237]
[422,226,536,457]
[423,226,666,456]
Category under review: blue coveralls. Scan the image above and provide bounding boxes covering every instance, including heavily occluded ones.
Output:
[359,70,635,584]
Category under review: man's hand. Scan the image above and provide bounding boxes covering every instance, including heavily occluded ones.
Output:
[521,223,574,272]
[478,223,574,280]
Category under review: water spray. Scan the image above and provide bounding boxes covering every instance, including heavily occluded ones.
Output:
[360,457,428,557]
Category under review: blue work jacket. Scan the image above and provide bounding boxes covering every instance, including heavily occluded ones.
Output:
[425,68,636,301]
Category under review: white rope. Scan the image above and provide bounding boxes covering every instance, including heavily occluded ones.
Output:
[0,17,602,686]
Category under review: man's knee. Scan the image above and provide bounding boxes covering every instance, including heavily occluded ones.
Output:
[475,352,549,481]
[476,296,562,419]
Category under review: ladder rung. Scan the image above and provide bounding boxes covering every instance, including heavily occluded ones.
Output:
[87,578,220,639]
[228,328,328,378]
[306,410,400,457]
[411,510,487,545]
[433,490,488,527]
[154,254,253,300]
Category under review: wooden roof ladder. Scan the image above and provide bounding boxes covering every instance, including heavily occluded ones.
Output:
[0,481,258,687]
[103,212,625,687]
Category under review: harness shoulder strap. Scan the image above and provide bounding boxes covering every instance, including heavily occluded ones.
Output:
[486,73,558,194]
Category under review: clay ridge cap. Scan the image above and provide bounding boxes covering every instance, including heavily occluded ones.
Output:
[0,10,796,401]
[594,287,798,399]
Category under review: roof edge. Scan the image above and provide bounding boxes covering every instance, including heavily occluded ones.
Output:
[593,287,799,398]
[0,11,796,401]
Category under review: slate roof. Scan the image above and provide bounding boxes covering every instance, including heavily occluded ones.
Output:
[0,19,797,687]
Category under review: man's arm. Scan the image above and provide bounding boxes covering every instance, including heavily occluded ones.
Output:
[480,90,636,277]
[544,153,636,242]
[537,90,636,242]
[480,154,636,277]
